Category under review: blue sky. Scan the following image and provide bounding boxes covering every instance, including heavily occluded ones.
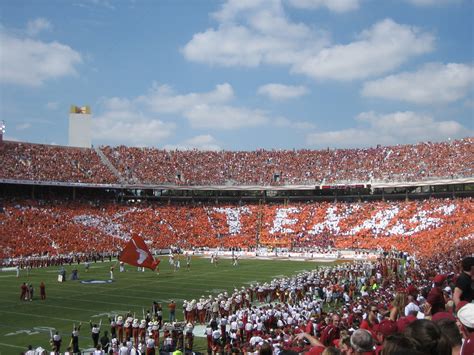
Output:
[0,0,473,150]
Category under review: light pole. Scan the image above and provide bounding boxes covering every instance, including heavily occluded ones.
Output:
[0,120,5,144]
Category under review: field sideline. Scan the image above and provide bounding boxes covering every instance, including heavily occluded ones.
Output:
[0,256,332,353]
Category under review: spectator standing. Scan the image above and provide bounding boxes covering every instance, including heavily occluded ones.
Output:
[100,330,110,353]
[457,303,474,355]
[169,300,176,322]
[52,331,62,354]
[28,283,34,301]
[20,282,27,300]
[454,256,474,307]
[320,314,341,347]
[427,275,447,315]
[40,281,46,300]
[71,323,81,354]
[90,321,101,348]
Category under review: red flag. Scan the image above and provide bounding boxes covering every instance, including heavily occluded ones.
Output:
[119,235,159,270]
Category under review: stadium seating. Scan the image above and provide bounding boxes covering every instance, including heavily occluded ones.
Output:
[1,198,472,259]
[0,141,118,184]
[1,138,473,185]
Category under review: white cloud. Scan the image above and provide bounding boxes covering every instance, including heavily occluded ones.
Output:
[3,135,20,142]
[46,101,59,110]
[101,97,133,111]
[93,110,175,147]
[306,111,471,148]
[275,117,316,129]
[164,134,222,151]
[186,104,269,129]
[184,1,433,82]
[361,63,474,104]
[140,83,234,113]
[16,123,32,131]
[405,0,460,6]
[288,0,361,13]
[93,82,274,146]
[464,99,474,108]
[0,30,82,86]
[74,0,115,9]
[182,0,329,68]
[257,83,309,100]
[26,18,52,36]
[294,19,435,80]
[139,83,270,130]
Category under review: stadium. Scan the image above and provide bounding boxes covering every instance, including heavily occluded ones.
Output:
[1,1,474,354]
[1,134,473,354]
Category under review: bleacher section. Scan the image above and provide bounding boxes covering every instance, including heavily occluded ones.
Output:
[1,138,473,186]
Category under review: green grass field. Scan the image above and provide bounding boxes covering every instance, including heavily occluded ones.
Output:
[0,256,328,354]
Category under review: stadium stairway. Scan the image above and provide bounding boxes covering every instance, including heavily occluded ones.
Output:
[94,146,127,184]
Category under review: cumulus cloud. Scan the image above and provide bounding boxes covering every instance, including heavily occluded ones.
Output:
[288,0,361,12]
[464,99,474,108]
[26,18,52,36]
[139,82,271,130]
[405,0,460,6]
[139,83,234,113]
[294,19,435,80]
[74,0,115,9]
[361,63,474,104]
[93,82,276,146]
[257,83,309,100]
[3,135,20,142]
[183,1,434,82]
[0,30,82,86]
[275,117,316,129]
[46,101,59,110]
[16,123,32,131]
[186,104,269,129]
[164,134,222,151]
[93,109,175,147]
[306,111,471,148]
[182,0,330,68]
[101,97,133,111]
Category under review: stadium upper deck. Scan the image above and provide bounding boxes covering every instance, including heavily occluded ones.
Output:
[0,138,473,187]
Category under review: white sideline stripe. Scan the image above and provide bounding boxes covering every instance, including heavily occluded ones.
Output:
[0,341,28,349]
[0,309,84,323]
[0,299,114,314]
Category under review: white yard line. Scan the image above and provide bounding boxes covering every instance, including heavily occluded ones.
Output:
[0,341,26,349]
[0,309,84,323]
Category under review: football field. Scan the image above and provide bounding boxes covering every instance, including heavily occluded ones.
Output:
[0,256,327,353]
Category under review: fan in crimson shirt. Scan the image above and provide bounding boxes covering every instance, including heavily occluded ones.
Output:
[320,314,341,347]
[458,303,474,355]
[427,275,447,315]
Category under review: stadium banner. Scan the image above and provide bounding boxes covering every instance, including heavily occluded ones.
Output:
[119,235,160,270]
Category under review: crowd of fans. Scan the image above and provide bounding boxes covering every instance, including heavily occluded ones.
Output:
[101,138,474,185]
[33,246,474,354]
[0,142,118,184]
[1,198,472,261]
[1,138,473,185]
[176,247,474,354]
